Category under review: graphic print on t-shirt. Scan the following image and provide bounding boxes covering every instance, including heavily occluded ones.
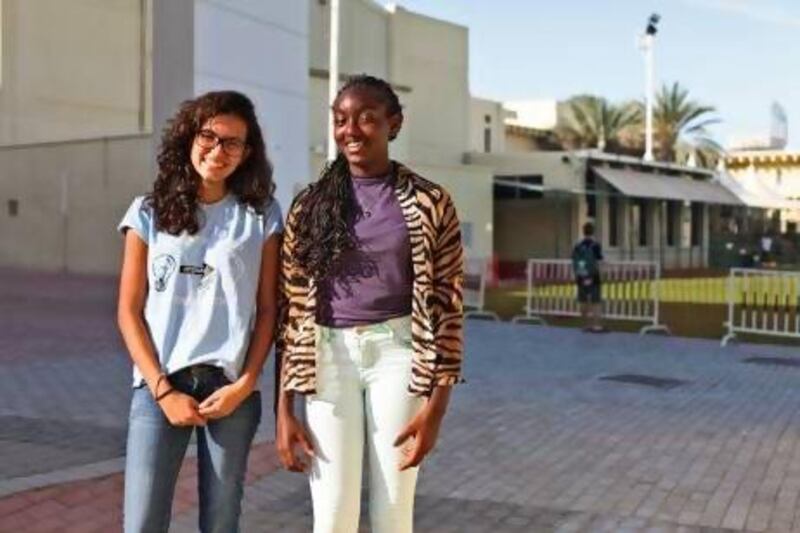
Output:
[152,254,177,292]
[180,262,216,291]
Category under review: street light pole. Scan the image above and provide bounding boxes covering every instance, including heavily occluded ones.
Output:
[327,0,341,162]
[638,13,659,162]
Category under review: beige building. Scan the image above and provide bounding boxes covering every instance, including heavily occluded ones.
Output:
[725,150,800,233]
[465,90,746,270]
[0,0,496,272]
[0,0,310,273]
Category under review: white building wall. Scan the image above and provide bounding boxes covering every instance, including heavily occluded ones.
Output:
[0,1,310,273]
[194,0,310,212]
[388,6,469,167]
[0,0,149,146]
[470,98,507,155]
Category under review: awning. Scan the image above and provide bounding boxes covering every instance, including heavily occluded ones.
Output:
[593,166,742,205]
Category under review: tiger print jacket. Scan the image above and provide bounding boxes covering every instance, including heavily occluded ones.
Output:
[276,163,464,397]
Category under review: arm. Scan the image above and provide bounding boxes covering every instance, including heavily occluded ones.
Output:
[117,230,205,426]
[274,199,315,472]
[199,233,281,418]
[396,191,463,470]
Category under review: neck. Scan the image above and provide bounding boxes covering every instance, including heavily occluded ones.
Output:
[348,159,392,179]
[199,181,227,204]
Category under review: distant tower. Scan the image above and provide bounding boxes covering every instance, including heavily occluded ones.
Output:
[770,101,788,149]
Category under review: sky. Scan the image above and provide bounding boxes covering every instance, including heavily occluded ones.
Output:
[383,0,800,150]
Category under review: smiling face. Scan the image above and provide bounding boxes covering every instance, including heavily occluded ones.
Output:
[190,114,249,187]
[332,87,402,177]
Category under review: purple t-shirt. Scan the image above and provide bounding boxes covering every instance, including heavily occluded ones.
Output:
[317,173,413,327]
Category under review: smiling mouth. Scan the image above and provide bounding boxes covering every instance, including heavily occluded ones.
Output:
[345,141,365,152]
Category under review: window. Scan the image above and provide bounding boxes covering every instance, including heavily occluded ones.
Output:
[493,175,543,200]
[691,203,703,246]
[585,171,596,218]
[7,199,18,217]
[634,200,648,246]
[483,114,492,153]
[608,196,619,247]
[666,201,679,246]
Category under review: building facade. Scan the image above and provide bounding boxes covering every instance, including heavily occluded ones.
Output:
[0,0,309,273]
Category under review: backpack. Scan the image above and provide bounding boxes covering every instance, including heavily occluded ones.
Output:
[572,240,598,279]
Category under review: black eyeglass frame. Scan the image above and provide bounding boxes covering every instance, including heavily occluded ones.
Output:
[194,129,249,157]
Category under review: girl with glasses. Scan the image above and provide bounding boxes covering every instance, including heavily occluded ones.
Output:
[117,91,282,532]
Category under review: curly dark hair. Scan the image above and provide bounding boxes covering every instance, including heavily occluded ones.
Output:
[292,74,403,281]
[146,90,275,235]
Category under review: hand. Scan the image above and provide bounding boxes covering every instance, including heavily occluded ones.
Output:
[394,403,444,471]
[158,391,207,427]
[198,382,251,419]
[276,410,315,473]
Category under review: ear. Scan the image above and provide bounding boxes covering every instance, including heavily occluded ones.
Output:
[388,113,403,140]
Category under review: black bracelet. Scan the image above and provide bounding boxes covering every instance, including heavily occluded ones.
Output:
[153,373,171,400]
[155,386,176,402]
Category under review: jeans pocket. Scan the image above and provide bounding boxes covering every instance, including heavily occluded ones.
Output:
[129,386,162,421]
[387,316,413,348]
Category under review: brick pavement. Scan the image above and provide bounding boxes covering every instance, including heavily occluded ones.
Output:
[5,269,800,531]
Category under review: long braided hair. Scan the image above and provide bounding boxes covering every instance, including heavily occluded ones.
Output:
[292,74,403,281]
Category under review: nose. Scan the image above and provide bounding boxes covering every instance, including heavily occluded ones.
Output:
[342,117,361,137]
[207,142,226,158]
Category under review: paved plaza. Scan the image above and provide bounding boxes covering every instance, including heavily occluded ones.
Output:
[4,269,800,531]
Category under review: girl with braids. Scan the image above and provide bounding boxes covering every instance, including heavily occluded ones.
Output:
[117,91,282,532]
[276,74,465,532]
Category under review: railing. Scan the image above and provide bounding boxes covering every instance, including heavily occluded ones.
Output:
[512,259,669,335]
[463,257,500,321]
[721,268,800,346]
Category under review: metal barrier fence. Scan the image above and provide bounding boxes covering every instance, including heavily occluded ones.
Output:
[512,259,669,335]
[463,257,500,320]
[721,268,800,346]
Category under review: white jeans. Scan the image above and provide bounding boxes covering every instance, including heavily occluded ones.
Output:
[306,315,425,533]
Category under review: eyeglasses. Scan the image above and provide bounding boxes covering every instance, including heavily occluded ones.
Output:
[194,130,248,157]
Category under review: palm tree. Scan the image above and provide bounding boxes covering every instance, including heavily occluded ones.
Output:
[653,82,722,165]
[557,95,642,152]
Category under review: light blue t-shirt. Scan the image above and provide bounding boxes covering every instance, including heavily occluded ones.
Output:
[118,195,283,387]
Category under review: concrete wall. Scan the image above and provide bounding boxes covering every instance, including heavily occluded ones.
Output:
[0,1,310,273]
[412,163,494,260]
[0,135,152,273]
[387,6,469,167]
[466,151,583,192]
[309,0,389,79]
[494,196,578,261]
[0,0,150,145]
[470,98,506,155]
[505,131,541,154]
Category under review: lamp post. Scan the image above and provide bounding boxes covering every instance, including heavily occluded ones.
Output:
[327,0,341,162]
[638,13,659,162]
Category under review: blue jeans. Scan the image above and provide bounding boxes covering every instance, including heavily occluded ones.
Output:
[123,386,261,533]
